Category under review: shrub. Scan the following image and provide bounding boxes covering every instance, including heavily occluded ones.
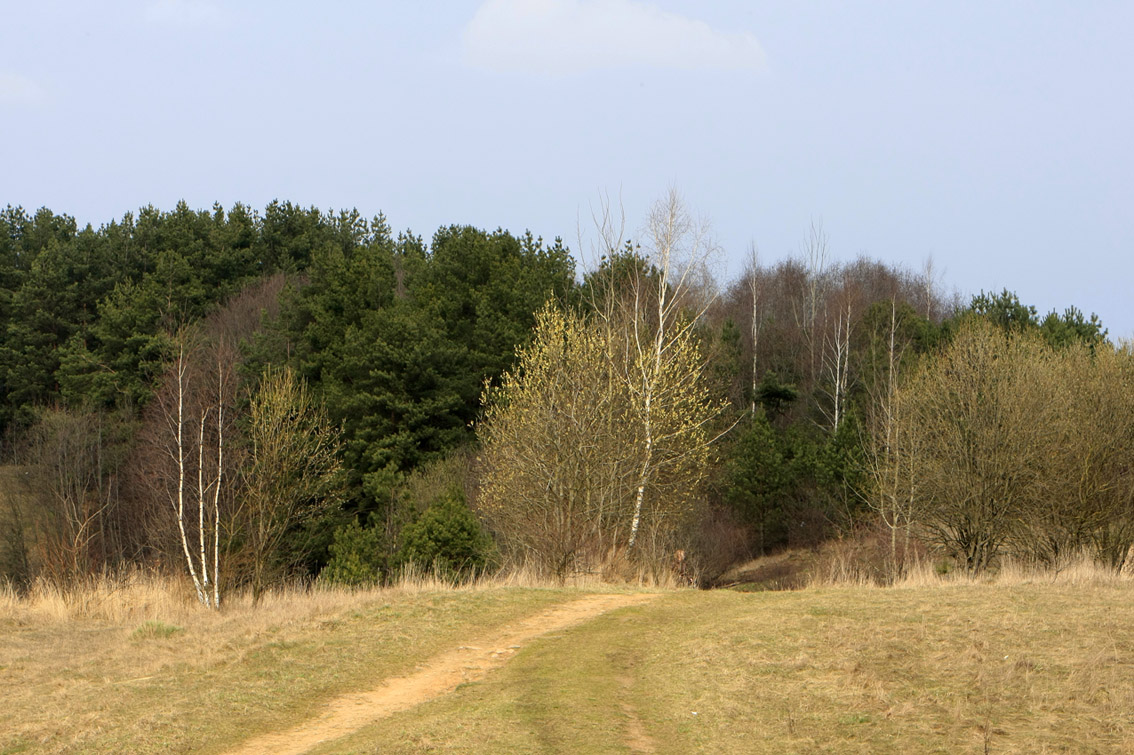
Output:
[399,488,493,577]
[320,519,385,586]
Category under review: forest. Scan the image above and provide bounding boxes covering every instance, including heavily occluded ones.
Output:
[0,194,1123,603]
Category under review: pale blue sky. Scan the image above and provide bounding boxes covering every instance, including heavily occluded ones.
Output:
[3,1,1131,334]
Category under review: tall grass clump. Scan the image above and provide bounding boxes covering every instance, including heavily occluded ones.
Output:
[807,538,1134,589]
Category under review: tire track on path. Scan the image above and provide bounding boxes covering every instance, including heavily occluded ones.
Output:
[227,592,659,755]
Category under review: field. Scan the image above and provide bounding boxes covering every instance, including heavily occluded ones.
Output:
[1,570,1132,754]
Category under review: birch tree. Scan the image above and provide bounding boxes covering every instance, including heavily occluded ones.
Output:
[482,190,726,576]
[820,297,853,433]
[613,190,724,551]
[862,298,919,575]
[745,244,763,413]
[149,330,237,608]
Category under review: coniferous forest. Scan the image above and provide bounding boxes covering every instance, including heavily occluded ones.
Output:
[0,195,1123,603]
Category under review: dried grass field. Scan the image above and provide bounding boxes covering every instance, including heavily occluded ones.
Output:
[2,567,1132,753]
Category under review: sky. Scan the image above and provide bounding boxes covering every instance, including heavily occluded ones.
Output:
[2,1,1132,335]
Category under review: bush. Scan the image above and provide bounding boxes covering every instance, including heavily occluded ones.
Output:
[320,519,386,586]
[399,488,494,577]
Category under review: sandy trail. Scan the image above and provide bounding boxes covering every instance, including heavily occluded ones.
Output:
[227,592,658,755]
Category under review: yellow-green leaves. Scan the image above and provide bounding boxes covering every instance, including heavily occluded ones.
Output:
[478,301,719,578]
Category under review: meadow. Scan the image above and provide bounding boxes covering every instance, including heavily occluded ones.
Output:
[1,564,1131,754]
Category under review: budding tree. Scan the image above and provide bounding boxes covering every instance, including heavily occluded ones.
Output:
[239,365,343,601]
[893,320,1055,573]
[480,190,725,576]
[861,298,920,575]
[478,304,634,577]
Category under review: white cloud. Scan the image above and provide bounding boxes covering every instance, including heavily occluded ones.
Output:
[0,72,46,106]
[144,0,225,28]
[463,0,766,75]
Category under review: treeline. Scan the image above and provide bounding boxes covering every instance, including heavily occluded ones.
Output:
[0,200,572,595]
[0,197,1120,600]
[710,242,1110,570]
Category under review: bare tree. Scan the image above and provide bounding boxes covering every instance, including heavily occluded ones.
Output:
[14,408,120,583]
[861,298,919,575]
[795,219,830,391]
[133,275,290,606]
[147,329,237,608]
[894,321,1056,573]
[819,295,853,433]
[745,243,763,413]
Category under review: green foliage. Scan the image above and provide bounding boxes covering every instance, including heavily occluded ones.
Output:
[321,518,386,586]
[754,372,799,420]
[579,243,660,309]
[860,299,940,361]
[962,289,1106,351]
[0,201,326,434]
[967,289,1038,334]
[702,317,745,409]
[724,409,788,552]
[319,302,467,480]
[320,452,483,585]
[264,222,575,529]
[131,620,184,640]
[398,488,493,577]
[1039,305,1107,350]
[723,407,866,555]
[419,226,575,384]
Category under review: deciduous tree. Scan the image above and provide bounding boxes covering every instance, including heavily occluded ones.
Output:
[239,366,343,601]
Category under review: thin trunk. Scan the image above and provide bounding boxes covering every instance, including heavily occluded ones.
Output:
[197,410,209,602]
[212,395,223,608]
[748,247,760,413]
[628,394,653,548]
[172,346,206,606]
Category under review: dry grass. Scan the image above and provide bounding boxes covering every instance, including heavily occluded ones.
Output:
[5,562,1132,753]
[1,570,200,625]
[320,582,1134,754]
[720,536,1134,592]
[0,559,651,626]
[487,547,689,590]
[0,571,586,754]
[809,545,1134,590]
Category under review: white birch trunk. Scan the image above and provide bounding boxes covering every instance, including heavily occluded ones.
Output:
[212,392,223,609]
[171,345,207,605]
[748,246,760,414]
[197,410,210,602]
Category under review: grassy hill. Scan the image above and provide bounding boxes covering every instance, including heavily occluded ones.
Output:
[1,574,1131,753]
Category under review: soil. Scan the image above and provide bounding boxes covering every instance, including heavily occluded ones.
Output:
[226,592,658,755]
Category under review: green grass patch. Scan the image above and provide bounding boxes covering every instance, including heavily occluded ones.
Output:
[130,620,184,640]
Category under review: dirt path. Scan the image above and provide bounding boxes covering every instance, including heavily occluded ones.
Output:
[227,592,659,755]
